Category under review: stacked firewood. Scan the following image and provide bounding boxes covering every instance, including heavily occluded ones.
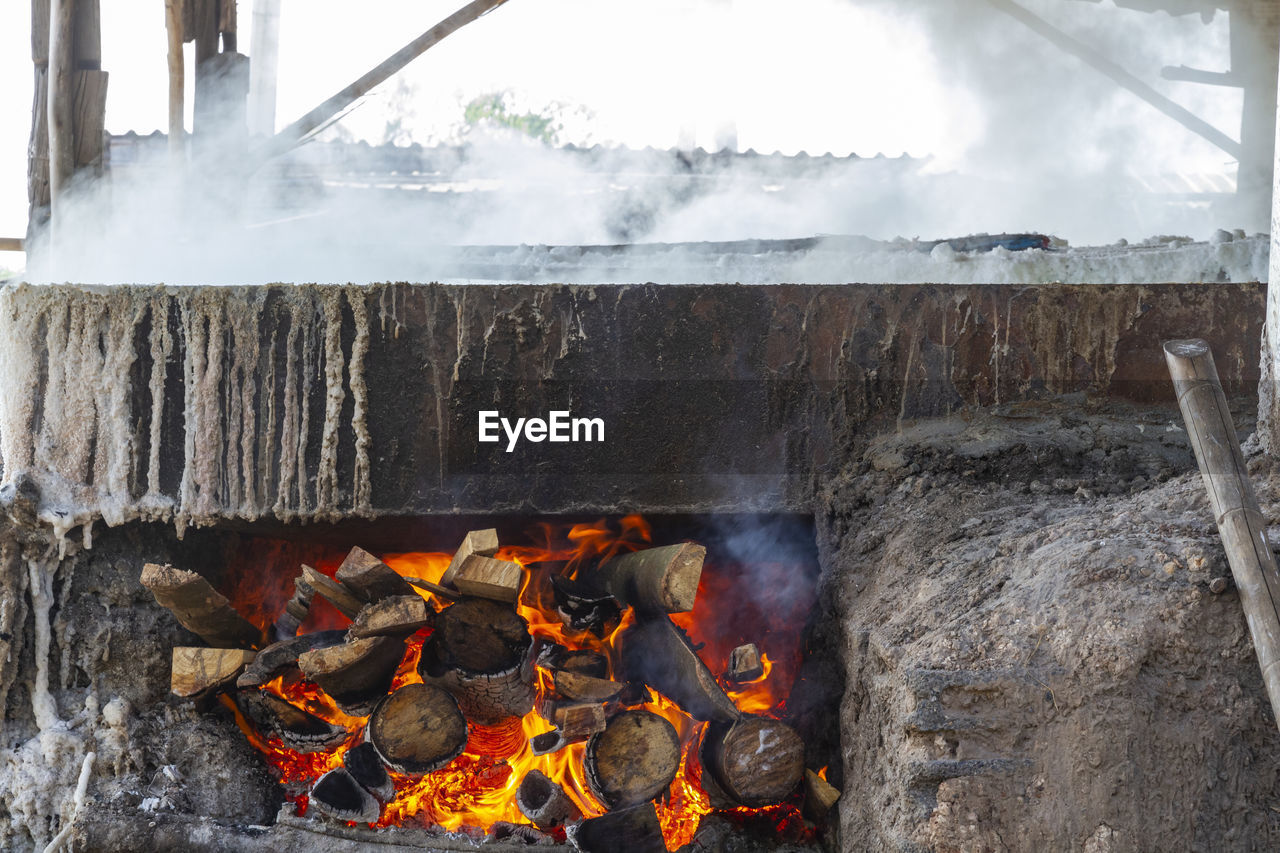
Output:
[143,530,840,852]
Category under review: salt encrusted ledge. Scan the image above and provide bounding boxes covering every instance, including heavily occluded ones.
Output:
[0,281,1264,544]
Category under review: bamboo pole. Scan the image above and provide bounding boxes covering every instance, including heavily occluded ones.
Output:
[46,0,75,212]
[165,0,184,160]
[259,0,513,162]
[1165,339,1280,729]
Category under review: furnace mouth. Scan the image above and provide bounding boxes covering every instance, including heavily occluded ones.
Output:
[146,513,838,851]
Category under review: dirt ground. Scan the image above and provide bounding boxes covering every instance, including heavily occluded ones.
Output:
[821,397,1280,852]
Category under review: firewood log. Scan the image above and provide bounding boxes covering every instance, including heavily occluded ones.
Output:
[141,563,263,649]
[367,683,467,776]
[701,716,804,807]
[344,742,395,803]
[403,576,461,601]
[530,729,567,756]
[568,801,666,853]
[348,594,433,639]
[310,767,380,824]
[235,689,348,753]
[550,575,621,638]
[439,528,499,588]
[452,554,523,603]
[272,574,314,641]
[553,671,623,704]
[171,647,255,699]
[554,703,607,741]
[592,542,704,615]
[584,710,680,809]
[803,768,841,822]
[516,769,581,830]
[301,565,363,619]
[539,645,609,678]
[620,616,739,723]
[335,547,417,603]
[726,643,764,682]
[236,630,346,688]
[417,597,534,725]
[298,636,406,716]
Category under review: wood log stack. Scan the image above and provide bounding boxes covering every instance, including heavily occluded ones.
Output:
[144,525,830,849]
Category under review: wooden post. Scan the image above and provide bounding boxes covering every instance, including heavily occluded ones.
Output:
[247,0,281,136]
[46,0,76,216]
[1230,1,1280,229]
[165,0,185,159]
[1165,339,1280,729]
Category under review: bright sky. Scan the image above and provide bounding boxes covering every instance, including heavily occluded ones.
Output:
[0,0,1239,252]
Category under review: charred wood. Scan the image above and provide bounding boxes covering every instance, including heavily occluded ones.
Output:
[235,689,348,753]
[538,644,608,678]
[621,616,739,723]
[553,671,623,704]
[551,575,621,638]
[343,742,394,803]
[298,636,406,716]
[568,801,666,853]
[418,597,534,725]
[272,574,314,642]
[516,769,580,830]
[367,683,467,776]
[310,768,380,824]
[236,630,346,688]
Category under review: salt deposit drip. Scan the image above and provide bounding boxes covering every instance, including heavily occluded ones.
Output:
[26,557,59,732]
[315,290,346,517]
[347,289,373,512]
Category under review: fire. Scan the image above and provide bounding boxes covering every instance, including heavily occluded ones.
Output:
[227,517,814,849]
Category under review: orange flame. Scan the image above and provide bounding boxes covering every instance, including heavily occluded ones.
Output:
[225,517,812,849]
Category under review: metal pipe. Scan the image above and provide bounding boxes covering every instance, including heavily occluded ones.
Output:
[1165,339,1280,729]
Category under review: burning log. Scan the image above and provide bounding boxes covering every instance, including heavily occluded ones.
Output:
[621,616,739,723]
[451,555,523,603]
[803,768,841,822]
[368,683,467,776]
[404,576,461,602]
[584,710,680,809]
[553,671,623,704]
[235,690,348,753]
[726,643,764,682]
[309,768,380,824]
[418,598,534,725]
[530,729,568,756]
[701,716,804,807]
[439,528,499,588]
[348,594,433,639]
[551,575,621,638]
[236,630,346,688]
[301,565,363,620]
[539,644,609,678]
[568,801,666,853]
[335,547,417,603]
[272,574,315,641]
[141,563,264,649]
[555,703,608,741]
[298,636,406,716]
[516,769,581,830]
[594,542,705,615]
[170,647,255,699]
[343,742,394,803]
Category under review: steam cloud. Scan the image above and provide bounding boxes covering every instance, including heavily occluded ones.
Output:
[18,0,1265,285]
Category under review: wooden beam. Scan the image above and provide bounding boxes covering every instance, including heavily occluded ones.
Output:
[0,238,24,253]
[47,0,76,213]
[260,0,514,162]
[984,0,1241,159]
[1160,65,1240,88]
[247,0,281,135]
[165,0,185,159]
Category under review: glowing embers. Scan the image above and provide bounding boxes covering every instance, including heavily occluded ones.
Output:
[158,517,833,851]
